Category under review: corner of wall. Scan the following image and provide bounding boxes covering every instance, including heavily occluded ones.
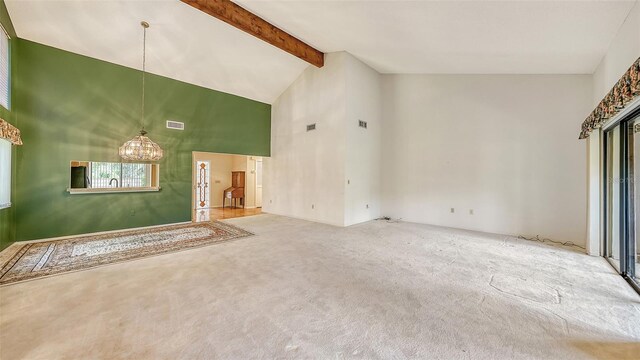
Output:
[343,52,383,226]
[263,51,349,226]
[265,50,384,227]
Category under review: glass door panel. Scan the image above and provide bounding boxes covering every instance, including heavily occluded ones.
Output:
[604,110,640,293]
[631,117,640,281]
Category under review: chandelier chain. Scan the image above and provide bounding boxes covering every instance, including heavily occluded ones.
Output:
[119,20,163,162]
[141,23,146,132]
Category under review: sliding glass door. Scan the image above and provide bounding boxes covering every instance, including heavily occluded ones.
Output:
[632,116,640,283]
[604,110,640,292]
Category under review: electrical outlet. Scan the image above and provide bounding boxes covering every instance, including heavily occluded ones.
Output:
[130,209,136,216]
[469,209,474,215]
[311,204,315,209]
[450,208,455,213]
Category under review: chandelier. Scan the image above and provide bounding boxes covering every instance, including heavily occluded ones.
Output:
[119,21,163,162]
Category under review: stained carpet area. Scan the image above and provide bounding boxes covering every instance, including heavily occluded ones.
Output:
[0,222,252,285]
[1,214,639,359]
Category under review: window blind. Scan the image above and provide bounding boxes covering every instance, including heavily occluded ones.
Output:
[0,29,9,110]
[0,139,11,209]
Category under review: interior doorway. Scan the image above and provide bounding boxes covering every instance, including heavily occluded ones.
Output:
[192,152,264,222]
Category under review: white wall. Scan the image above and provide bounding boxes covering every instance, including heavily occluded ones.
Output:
[264,52,348,226]
[344,54,382,226]
[264,52,382,226]
[587,2,639,254]
[243,156,262,209]
[586,131,601,255]
[381,75,592,245]
[592,1,640,104]
[266,53,595,246]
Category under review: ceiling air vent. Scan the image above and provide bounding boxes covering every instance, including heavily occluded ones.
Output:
[307,123,316,131]
[166,120,185,130]
[358,120,367,129]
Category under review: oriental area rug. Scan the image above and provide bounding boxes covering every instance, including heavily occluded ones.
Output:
[0,222,252,286]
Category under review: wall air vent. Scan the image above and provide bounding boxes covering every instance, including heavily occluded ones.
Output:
[307,123,316,131]
[358,120,367,129]
[166,120,185,130]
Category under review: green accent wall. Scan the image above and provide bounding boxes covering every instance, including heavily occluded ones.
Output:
[0,0,17,251]
[12,39,271,241]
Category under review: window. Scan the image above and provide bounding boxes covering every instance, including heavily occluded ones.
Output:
[68,161,159,194]
[89,162,151,189]
[0,27,9,110]
[603,107,640,295]
[0,139,11,209]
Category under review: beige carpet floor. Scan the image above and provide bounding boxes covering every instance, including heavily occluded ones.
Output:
[0,214,639,359]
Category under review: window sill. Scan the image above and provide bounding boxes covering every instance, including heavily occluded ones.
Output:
[66,187,161,195]
[0,202,11,210]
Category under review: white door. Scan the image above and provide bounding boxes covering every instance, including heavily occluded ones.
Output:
[255,159,263,208]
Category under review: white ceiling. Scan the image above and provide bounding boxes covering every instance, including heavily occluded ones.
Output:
[5,0,309,104]
[5,1,637,105]
[236,0,637,74]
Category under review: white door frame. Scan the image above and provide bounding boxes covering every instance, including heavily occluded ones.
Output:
[255,158,263,208]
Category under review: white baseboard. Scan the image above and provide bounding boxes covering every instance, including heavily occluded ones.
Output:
[260,210,345,227]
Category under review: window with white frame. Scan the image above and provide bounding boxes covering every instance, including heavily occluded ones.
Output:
[0,27,9,110]
[89,162,152,188]
[0,138,11,209]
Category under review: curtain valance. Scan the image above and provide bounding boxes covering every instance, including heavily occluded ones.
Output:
[579,58,640,139]
[0,118,22,145]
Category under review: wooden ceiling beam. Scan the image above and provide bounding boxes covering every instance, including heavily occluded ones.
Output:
[181,0,324,67]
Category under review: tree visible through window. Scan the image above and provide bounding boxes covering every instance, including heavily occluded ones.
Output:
[89,162,151,188]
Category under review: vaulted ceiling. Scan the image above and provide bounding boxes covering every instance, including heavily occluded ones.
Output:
[5,0,310,104]
[237,0,637,74]
[6,0,638,104]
